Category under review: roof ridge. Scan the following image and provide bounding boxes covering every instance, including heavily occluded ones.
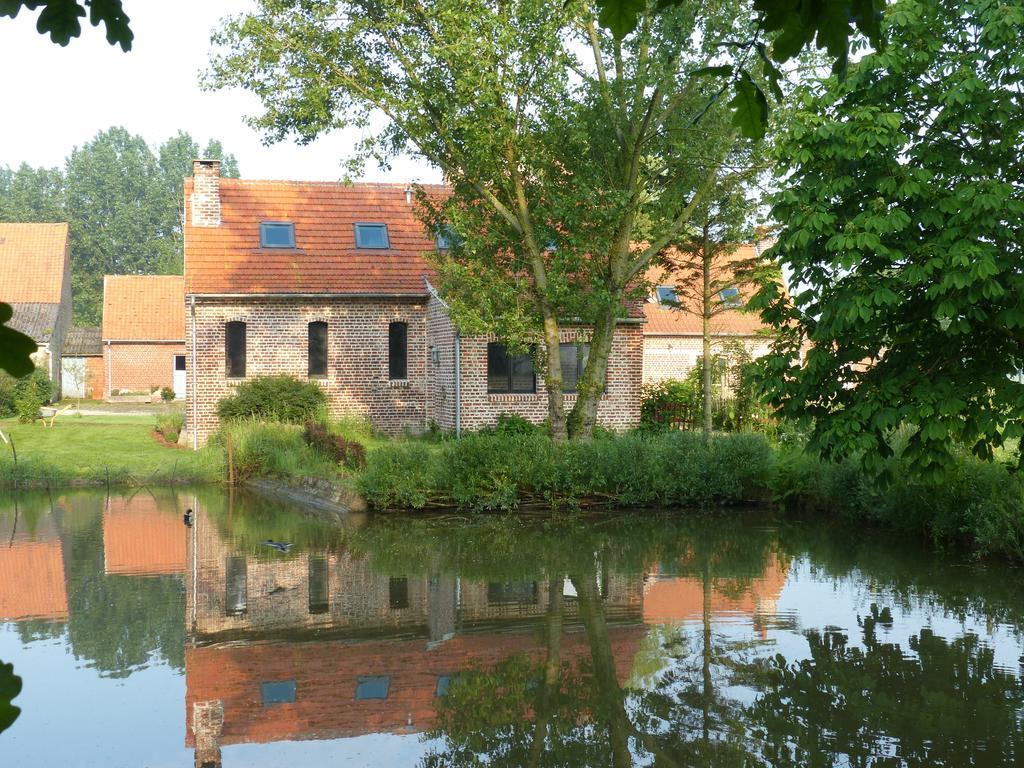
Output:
[218,178,449,190]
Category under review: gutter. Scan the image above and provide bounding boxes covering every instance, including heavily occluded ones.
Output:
[187,292,429,300]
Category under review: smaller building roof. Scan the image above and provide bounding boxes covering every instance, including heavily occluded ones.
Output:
[102,275,185,341]
[0,222,70,305]
[7,302,61,343]
[63,326,102,356]
[642,243,772,336]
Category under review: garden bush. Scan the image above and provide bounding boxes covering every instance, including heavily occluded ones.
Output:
[11,370,52,423]
[161,386,175,402]
[155,412,184,443]
[303,421,366,469]
[216,375,327,424]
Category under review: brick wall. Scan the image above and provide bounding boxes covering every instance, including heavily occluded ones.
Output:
[105,342,185,396]
[642,335,772,385]
[425,292,457,431]
[456,323,645,433]
[85,355,105,399]
[187,296,429,443]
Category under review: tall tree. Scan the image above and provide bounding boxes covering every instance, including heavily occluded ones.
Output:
[662,164,761,436]
[753,0,1024,475]
[207,0,766,439]
[0,163,66,222]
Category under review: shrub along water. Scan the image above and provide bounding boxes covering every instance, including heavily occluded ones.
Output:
[357,431,775,512]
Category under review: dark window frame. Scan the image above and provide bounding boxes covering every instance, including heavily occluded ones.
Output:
[559,342,591,394]
[308,556,329,615]
[355,676,390,700]
[389,321,408,380]
[354,222,390,249]
[389,576,409,610]
[259,221,296,248]
[308,321,328,378]
[225,321,246,379]
[260,680,297,706]
[486,343,536,394]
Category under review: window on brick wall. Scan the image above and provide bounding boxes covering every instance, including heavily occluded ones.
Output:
[559,342,591,393]
[487,343,536,394]
[225,556,247,616]
[389,321,408,379]
[308,321,328,377]
[260,221,295,248]
[308,556,329,615]
[225,321,246,378]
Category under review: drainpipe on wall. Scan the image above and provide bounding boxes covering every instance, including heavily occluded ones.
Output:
[190,295,198,451]
[454,330,461,439]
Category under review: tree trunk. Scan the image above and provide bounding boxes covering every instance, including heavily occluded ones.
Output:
[527,576,564,768]
[573,570,632,768]
[542,308,568,441]
[702,228,713,439]
[702,555,713,745]
[567,302,617,440]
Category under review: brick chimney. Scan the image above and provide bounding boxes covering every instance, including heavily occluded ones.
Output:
[191,159,221,228]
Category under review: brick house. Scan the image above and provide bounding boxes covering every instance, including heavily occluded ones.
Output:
[102,275,186,399]
[0,222,73,397]
[642,243,775,386]
[183,160,644,446]
[61,326,104,399]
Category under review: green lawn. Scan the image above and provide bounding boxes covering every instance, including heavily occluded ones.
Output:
[0,414,223,487]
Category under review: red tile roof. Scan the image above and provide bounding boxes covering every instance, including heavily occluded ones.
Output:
[0,222,69,305]
[642,243,772,336]
[184,180,445,295]
[102,275,185,341]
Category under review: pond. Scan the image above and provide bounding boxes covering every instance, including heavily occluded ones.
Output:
[0,489,1022,767]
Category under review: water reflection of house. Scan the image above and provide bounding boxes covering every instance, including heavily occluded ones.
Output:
[184,506,645,766]
[641,555,790,635]
[103,495,186,576]
[0,511,69,622]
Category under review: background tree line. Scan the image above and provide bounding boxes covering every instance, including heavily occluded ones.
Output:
[0,127,239,325]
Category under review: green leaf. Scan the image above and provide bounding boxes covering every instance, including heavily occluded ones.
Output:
[690,65,734,79]
[0,660,22,735]
[0,302,37,377]
[728,72,769,140]
[596,0,646,40]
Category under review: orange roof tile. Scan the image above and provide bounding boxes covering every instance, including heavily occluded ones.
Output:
[0,222,69,305]
[103,496,186,576]
[102,275,185,340]
[184,179,445,295]
[642,244,772,336]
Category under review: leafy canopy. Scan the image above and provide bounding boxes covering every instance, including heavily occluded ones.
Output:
[753,0,1024,475]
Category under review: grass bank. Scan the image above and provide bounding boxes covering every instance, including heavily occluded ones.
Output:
[215,418,1024,563]
[0,414,223,488]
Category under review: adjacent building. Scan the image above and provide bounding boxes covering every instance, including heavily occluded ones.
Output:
[0,222,73,397]
[102,274,186,399]
[183,160,644,445]
[641,243,775,385]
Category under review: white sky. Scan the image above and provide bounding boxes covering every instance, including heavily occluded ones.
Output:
[0,1,441,183]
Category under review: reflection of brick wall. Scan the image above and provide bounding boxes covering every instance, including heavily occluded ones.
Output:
[105,342,185,395]
[185,624,646,747]
[186,296,429,443]
[456,324,644,433]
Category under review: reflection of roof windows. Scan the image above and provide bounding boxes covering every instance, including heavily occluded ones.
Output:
[259,221,295,248]
[718,286,743,308]
[656,285,678,306]
[356,676,390,700]
[261,680,297,706]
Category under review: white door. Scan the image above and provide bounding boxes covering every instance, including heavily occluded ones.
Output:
[173,355,187,399]
[62,357,86,398]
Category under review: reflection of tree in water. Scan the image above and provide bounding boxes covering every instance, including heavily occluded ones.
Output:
[62,505,186,677]
[748,604,1024,767]
[392,514,1024,768]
